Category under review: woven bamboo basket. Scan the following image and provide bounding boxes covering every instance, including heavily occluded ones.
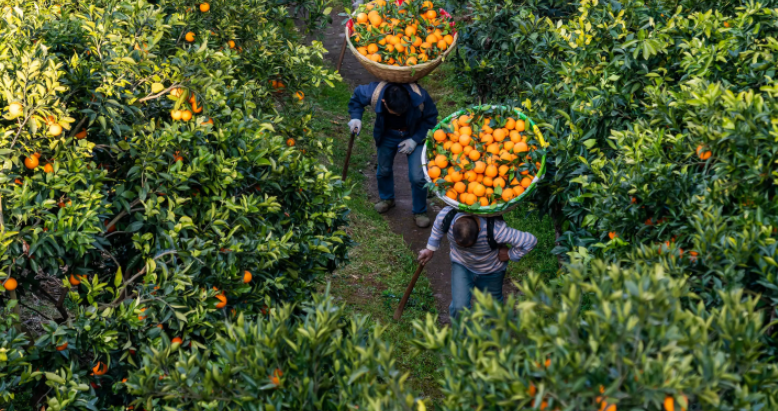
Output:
[421,105,549,217]
[345,27,458,83]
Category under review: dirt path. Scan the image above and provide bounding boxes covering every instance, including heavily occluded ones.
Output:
[314,8,515,325]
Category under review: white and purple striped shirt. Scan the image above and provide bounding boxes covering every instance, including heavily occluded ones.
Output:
[426,206,538,275]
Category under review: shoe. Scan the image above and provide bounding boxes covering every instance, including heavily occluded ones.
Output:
[414,213,431,228]
[374,199,396,214]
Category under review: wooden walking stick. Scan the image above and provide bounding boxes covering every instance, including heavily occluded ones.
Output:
[393,262,427,321]
[336,36,348,72]
[342,129,357,181]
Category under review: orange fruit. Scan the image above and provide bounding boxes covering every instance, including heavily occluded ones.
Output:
[180,110,192,121]
[505,118,516,130]
[48,123,63,137]
[436,39,447,50]
[434,154,448,168]
[286,138,295,147]
[509,130,522,143]
[173,154,184,163]
[454,181,466,194]
[473,184,486,197]
[356,13,368,24]
[357,46,368,56]
[501,188,514,202]
[468,150,481,161]
[24,155,39,169]
[696,145,711,160]
[42,163,53,173]
[172,337,183,345]
[2,277,18,291]
[482,176,493,187]
[449,169,462,182]
[493,129,507,142]
[92,362,108,376]
[512,186,525,197]
[444,34,454,45]
[368,10,382,26]
[215,294,228,308]
[481,133,494,145]
[443,141,452,150]
[228,40,236,49]
[486,143,500,155]
[56,342,68,351]
[520,177,532,188]
[8,102,23,117]
[75,129,87,139]
[498,165,509,177]
[295,91,305,101]
[428,166,441,179]
[171,110,183,120]
[664,396,674,411]
[69,274,83,286]
[458,134,472,146]
[446,189,458,199]
[514,142,529,153]
[367,43,379,54]
[515,119,526,132]
[450,143,463,154]
[485,165,498,177]
[426,9,437,19]
[463,193,477,205]
[138,307,147,320]
[458,115,471,127]
[493,177,505,188]
[609,232,617,240]
[199,2,210,12]
[473,161,486,174]
[433,129,446,142]
[185,32,195,42]
[503,141,515,151]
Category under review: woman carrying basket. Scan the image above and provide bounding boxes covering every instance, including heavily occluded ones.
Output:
[348,82,439,228]
[418,207,537,319]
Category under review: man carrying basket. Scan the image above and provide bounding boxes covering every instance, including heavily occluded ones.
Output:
[348,82,439,228]
[418,207,537,319]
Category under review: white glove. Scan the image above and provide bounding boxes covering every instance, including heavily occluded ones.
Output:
[348,119,362,135]
[398,139,417,155]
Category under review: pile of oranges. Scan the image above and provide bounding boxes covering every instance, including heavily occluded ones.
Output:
[349,0,455,66]
[425,108,543,208]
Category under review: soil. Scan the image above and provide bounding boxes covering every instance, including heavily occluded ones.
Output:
[313,8,516,325]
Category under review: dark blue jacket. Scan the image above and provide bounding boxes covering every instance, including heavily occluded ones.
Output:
[348,82,439,147]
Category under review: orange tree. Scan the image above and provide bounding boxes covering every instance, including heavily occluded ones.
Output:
[0,0,391,409]
[412,262,778,410]
[448,0,778,343]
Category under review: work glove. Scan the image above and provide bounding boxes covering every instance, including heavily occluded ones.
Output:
[398,138,417,155]
[348,119,362,135]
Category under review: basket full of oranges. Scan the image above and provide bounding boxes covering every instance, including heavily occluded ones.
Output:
[422,105,548,217]
[346,0,457,83]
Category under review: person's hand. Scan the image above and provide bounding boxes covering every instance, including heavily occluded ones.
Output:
[348,119,362,135]
[498,246,510,262]
[418,249,434,265]
[398,139,417,155]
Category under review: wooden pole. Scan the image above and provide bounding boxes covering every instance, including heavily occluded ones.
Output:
[342,130,357,181]
[393,262,426,321]
[336,36,348,72]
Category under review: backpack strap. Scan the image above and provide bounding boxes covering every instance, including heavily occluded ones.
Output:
[408,83,425,112]
[487,217,500,251]
[440,208,459,234]
[371,81,389,108]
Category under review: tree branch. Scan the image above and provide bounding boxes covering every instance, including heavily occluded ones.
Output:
[66,117,88,139]
[19,301,54,321]
[103,198,142,235]
[137,83,183,103]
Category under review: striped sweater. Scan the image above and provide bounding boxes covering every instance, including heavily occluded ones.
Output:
[426,206,538,275]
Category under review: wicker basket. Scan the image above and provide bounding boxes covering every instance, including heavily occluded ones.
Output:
[421,105,549,217]
[345,27,458,83]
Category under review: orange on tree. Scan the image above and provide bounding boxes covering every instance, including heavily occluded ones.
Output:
[92,362,108,376]
[228,40,236,49]
[8,101,23,117]
[24,155,39,169]
[608,232,617,240]
[215,294,227,308]
[48,123,62,136]
[663,395,687,411]
[180,110,193,121]
[56,342,68,351]
[171,337,183,345]
[2,277,18,291]
[696,144,712,160]
[286,138,295,147]
[43,163,54,173]
[185,31,195,42]
[171,109,183,120]
[243,270,252,283]
[295,91,305,101]
[75,129,87,139]
[199,2,209,12]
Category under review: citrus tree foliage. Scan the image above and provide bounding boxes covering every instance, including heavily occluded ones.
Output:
[450,0,778,348]
[128,293,420,411]
[0,0,355,408]
[412,262,778,411]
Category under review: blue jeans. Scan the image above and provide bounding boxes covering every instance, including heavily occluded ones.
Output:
[449,262,505,319]
[376,130,427,214]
